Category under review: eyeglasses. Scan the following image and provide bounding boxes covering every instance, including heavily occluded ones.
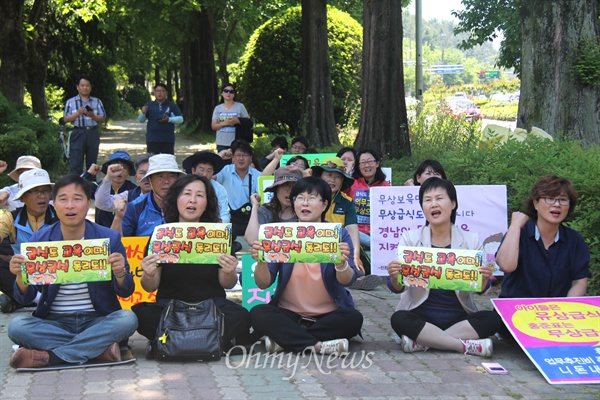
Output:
[194,168,213,175]
[422,170,442,177]
[29,188,52,197]
[291,145,306,152]
[542,197,570,206]
[359,159,377,167]
[222,89,235,94]
[289,162,306,169]
[294,195,323,204]
[234,153,251,159]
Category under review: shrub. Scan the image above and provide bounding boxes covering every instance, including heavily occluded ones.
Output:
[238,5,362,134]
[0,91,63,188]
[480,101,518,121]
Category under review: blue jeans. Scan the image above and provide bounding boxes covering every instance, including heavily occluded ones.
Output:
[8,310,138,364]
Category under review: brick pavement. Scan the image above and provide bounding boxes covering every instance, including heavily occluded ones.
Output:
[1,284,597,400]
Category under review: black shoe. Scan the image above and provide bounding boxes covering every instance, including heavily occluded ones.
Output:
[145,341,156,360]
[0,294,22,314]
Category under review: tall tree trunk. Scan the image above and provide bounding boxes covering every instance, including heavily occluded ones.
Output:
[518,0,600,144]
[195,8,218,133]
[355,0,410,158]
[0,0,27,103]
[181,41,195,122]
[26,0,50,118]
[300,0,339,148]
[180,9,218,133]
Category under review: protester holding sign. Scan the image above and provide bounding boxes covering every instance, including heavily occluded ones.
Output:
[0,169,58,313]
[496,175,590,298]
[244,165,302,245]
[133,175,250,354]
[404,159,447,186]
[311,157,382,290]
[386,178,498,357]
[345,149,390,247]
[7,175,137,369]
[250,177,363,355]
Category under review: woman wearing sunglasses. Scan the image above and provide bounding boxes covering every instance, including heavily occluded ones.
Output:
[211,84,249,152]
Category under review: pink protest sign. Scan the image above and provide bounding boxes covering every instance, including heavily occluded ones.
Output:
[492,297,600,384]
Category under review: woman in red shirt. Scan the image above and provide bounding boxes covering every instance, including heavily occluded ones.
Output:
[344,149,390,248]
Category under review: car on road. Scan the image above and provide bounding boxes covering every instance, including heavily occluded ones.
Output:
[443,97,482,122]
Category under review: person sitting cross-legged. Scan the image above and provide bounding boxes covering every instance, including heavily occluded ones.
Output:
[387,178,501,357]
[250,177,363,355]
[7,175,138,369]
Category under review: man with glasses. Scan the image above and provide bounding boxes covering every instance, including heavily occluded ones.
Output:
[0,169,58,313]
[138,84,183,155]
[216,140,260,248]
[290,136,310,154]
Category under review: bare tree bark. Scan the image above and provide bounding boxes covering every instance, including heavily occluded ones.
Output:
[26,0,50,118]
[0,0,27,104]
[355,0,410,158]
[300,0,339,148]
[180,9,218,132]
[518,0,600,144]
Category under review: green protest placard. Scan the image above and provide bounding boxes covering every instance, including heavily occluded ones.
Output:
[258,175,275,205]
[280,153,336,168]
[148,223,232,264]
[21,239,111,284]
[258,222,343,264]
[396,246,483,292]
[241,254,277,310]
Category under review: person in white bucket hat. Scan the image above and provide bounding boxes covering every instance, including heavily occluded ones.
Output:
[113,154,184,237]
[0,156,42,212]
[0,168,58,314]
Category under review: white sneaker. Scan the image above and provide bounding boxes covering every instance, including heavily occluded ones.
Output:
[264,336,283,353]
[401,335,428,353]
[319,338,349,355]
[462,338,493,357]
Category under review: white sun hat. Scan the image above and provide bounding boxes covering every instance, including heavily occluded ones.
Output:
[8,155,42,181]
[14,168,54,200]
[141,154,184,183]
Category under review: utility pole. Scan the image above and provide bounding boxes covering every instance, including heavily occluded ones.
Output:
[415,0,423,104]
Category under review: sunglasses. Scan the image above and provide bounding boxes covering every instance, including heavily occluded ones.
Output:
[222,89,235,94]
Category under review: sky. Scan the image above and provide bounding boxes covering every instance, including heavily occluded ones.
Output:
[411,0,464,22]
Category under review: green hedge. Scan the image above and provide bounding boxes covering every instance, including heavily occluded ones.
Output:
[237,5,362,134]
[0,92,64,187]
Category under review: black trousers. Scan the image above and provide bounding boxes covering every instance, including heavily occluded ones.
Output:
[250,304,363,352]
[146,142,175,155]
[390,309,503,341]
[132,298,251,350]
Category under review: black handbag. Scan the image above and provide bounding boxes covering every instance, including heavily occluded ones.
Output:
[229,174,253,237]
[154,299,223,361]
[235,117,254,143]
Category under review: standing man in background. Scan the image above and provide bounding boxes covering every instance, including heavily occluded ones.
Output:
[63,76,106,177]
[138,84,183,155]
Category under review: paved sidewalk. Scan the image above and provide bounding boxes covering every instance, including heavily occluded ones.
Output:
[1,286,597,399]
[0,121,597,399]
